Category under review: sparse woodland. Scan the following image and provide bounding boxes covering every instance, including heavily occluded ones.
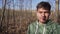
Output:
[0,0,60,34]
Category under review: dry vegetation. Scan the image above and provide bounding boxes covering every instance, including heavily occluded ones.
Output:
[0,0,60,34]
[0,9,60,34]
[0,9,36,34]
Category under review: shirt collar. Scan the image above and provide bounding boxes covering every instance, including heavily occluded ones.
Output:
[36,19,51,26]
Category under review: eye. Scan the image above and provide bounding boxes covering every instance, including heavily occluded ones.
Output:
[44,11,49,13]
[38,11,42,13]
[39,12,42,13]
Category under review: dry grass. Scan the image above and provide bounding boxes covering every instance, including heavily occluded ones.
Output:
[0,9,60,34]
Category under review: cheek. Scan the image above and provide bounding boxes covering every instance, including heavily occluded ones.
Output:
[37,13,41,18]
[45,14,50,18]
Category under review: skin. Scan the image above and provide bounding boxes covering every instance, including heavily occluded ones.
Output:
[36,8,50,24]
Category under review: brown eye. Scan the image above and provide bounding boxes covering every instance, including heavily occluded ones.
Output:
[38,11,42,13]
[44,11,49,13]
[45,12,48,13]
[39,12,42,13]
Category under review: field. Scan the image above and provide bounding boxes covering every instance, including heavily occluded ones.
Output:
[0,9,60,34]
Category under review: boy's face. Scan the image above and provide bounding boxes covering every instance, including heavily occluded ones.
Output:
[37,8,50,23]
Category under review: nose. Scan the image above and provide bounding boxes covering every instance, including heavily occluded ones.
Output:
[42,13,45,17]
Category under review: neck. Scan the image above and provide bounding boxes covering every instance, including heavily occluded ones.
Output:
[39,21,46,25]
[38,20,49,25]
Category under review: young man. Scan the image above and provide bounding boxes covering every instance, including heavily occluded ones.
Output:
[27,1,60,34]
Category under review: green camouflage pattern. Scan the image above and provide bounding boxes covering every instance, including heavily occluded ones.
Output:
[27,20,60,34]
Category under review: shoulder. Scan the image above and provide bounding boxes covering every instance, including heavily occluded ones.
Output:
[50,21,60,34]
[48,19,59,25]
[27,21,37,34]
[28,21,37,28]
[50,20,60,30]
[47,20,60,28]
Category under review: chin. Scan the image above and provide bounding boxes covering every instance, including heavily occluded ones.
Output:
[42,21,46,23]
[40,20,46,23]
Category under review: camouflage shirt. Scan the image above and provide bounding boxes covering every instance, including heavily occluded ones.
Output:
[27,20,60,34]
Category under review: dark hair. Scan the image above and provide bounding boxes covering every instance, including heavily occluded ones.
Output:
[36,1,51,11]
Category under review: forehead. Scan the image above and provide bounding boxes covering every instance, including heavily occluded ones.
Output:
[37,8,49,11]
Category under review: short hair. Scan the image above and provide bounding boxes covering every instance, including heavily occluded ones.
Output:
[36,1,51,11]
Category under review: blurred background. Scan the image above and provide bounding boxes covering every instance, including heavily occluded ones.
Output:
[0,0,60,34]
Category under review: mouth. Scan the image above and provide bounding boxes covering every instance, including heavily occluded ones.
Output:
[41,18,46,21]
